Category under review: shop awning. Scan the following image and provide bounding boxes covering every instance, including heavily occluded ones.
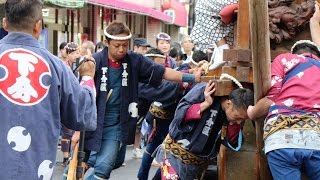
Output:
[88,0,171,23]
[162,0,188,27]
[43,0,87,8]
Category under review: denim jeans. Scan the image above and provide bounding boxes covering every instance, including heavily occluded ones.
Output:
[267,148,320,180]
[85,139,121,180]
[137,126,168,180]
[114,144,126,169]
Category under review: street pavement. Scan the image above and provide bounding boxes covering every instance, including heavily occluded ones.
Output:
[53,145,157,180]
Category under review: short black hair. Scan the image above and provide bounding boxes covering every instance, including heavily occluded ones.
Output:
[192,50,208,63]
[59,42,67,50]
[169,48,183,59]
[145,48,164,56]
[95,42,105,52]
[171,42,182,50]
[5,0,43,30]
[292,45,320,57]
[229,88,254,109]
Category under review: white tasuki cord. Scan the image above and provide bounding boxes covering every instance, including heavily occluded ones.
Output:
[219,73,243,89]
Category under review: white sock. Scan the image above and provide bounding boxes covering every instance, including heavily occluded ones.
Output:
[209,44,229,70]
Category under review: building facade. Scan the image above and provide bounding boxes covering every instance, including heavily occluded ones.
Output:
[0,0,188,55]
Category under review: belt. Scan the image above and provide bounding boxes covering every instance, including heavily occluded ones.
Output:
[264,113,320,140]
[149,103,173,120]
[163,135,207,166]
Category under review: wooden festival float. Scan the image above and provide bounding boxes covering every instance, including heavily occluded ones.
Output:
[200,0,317,179]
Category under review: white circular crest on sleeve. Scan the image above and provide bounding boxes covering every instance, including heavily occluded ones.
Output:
[38,160,54,180]
[314,104,320,108]
[271,109,278,114]
[282,98,294,107]
[128,102,138,118]
[297,72,304,78]
[7,126,31,152]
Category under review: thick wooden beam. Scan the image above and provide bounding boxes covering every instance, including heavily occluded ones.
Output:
[207,66,254,83]
[224,49,288,62]
[249,0,272,179]
[223,49,252,62]
[200,77,235,96]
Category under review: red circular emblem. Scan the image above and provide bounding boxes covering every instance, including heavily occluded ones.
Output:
[0,48,51,106]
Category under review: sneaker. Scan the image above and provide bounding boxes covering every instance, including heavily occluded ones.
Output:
[132,148,143,159]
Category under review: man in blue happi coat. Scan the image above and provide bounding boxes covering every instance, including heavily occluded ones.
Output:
[69,22,204,180]
[154,77,254,180]
[0,0,97,179]
[137,48,196,180]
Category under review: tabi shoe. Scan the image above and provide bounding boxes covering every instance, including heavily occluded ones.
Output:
[209,44,230,70]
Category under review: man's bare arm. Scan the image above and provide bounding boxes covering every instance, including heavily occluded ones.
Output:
[247,97,273,120]
[310,2,320,46]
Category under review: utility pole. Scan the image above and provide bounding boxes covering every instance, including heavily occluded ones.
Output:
[187,0,196,35]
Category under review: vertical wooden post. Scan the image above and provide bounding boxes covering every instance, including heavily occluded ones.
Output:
[237,0,250,49]
[218,145,227,180]
[218,0,255,179]
[249,0,272,179]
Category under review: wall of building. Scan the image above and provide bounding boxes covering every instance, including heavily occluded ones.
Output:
[146,19,162,47]
[0,1,184,55]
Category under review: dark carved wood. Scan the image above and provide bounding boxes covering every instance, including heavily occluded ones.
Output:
[268,0,315,44]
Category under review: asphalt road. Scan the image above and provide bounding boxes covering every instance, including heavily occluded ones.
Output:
[53,145,158,180]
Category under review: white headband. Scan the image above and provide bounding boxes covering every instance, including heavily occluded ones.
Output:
[291,40,320,53]
[145,54,166,58]
[104,28,132,40]
[220,73,243,88]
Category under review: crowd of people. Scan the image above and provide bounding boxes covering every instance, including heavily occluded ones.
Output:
[2,0,320,180]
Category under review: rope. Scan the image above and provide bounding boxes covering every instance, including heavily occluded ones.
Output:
[219,73,243,88]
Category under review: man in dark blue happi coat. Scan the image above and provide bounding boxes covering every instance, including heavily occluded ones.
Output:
[68,22,204,180]
[137,48,195,180]
[154,78,254,180]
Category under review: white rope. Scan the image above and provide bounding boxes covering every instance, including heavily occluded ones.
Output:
[104,28,132,40]
[219,73,243,88]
